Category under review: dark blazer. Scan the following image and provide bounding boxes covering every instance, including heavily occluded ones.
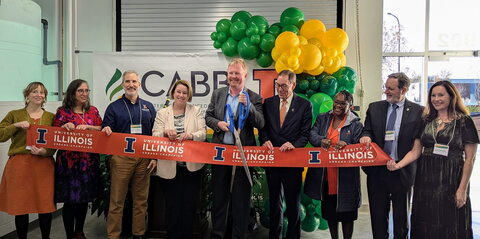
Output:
[361,99,423,188]
[205,87,264,146]
[258,94,312,149]
[304,111,363,212]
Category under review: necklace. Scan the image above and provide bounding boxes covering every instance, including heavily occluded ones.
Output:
[436,117,452,125]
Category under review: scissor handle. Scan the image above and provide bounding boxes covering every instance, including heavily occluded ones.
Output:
[224,90,250,132]
[238,90,250,130]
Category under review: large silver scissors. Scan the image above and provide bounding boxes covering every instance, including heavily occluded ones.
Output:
[225,91,253,191]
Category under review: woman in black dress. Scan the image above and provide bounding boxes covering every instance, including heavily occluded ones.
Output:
[387,80,478,238]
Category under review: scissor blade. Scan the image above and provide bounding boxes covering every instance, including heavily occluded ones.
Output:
[233,129,253,186]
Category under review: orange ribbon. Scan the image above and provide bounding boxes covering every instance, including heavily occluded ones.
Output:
[27,125,390,168]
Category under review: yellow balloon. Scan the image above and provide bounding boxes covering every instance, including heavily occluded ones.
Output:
[324,65,339,74]
[298,35,308,46]
[275,31,299,53]
[271,47,281,61]
[299,44,322,71]
[278,53,289,65]
[288,55,299,68]
[332,56,341,69]
[321,55,333,67]
[275,61,289,73]
[290,47,302,57]
[300,19,326,40]
[302,167,308,182]
[294,67,304,74]
[306,65,324,76]
[339,52,346,66]
[322,28,349,51]
[308,38,323,49]
[326,47,338,57]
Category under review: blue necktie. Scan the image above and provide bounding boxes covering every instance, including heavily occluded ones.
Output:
[384,104,399,155]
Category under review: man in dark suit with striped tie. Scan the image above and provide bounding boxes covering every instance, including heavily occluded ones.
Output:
[360,72,423,239]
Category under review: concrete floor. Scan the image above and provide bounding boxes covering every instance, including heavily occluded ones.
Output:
[10,206,480,239]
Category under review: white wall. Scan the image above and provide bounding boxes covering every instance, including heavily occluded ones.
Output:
[344,0,384,205]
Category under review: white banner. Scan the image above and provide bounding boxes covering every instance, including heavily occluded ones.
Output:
[93,52,278,114]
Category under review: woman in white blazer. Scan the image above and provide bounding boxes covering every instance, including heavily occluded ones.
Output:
[152,80,206,239]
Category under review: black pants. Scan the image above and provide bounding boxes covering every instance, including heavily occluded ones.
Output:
[210,165,252,239]
[367,168,411,239]
[265,167,302,239]
[160,165,202,239]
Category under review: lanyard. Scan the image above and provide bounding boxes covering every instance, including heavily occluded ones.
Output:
[75,110,87,125]
[432,118,456,146]
[123,98,142,126]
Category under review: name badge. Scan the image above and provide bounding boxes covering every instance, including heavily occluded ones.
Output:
[26,145,32,150]
[131,124,142,134]
[433,143,449,156]
[385,130,395,141]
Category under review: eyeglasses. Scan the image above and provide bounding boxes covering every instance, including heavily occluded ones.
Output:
[334,101,349,106]
[77,89,91,94]
[274,83,291,90]
[382,85,398,92]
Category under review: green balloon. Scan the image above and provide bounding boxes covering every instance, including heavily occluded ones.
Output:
[306,203,316,215]
[210,32,218,41]
[345,78,356,89]
[259,33,275,52]
[268,23,282,37]
[306,89,316,98]
[280,7,305,28]
[318,218,329,230]
[336,85,347,93]
[309,79,320,91]
[259,212,270,229]
[216,19,231,34]
[237,38,259,60]
[316,72,329,81]
[247,15,269,35]
[256,51,273,67]
[300,191,312,205]
[301,215,320,232]
[231,10,252,23]
[315,204,322,216]
[297,93,309,100]
[246,25,259,37]
[282,24,299,34]
[299,80,310,91]
[346,86,355,94]
[299,204,306,221]
[319,76,338,98]
[217,32,227,43]
[250,34,261,45]
[229,21,247,41]
[282,217,288,238]
[332,66,358,82]
[336,75,348,87]
[310,93,333,116]
[319,99,334,114]
[213,41,222,49]
[221,38,237,57]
